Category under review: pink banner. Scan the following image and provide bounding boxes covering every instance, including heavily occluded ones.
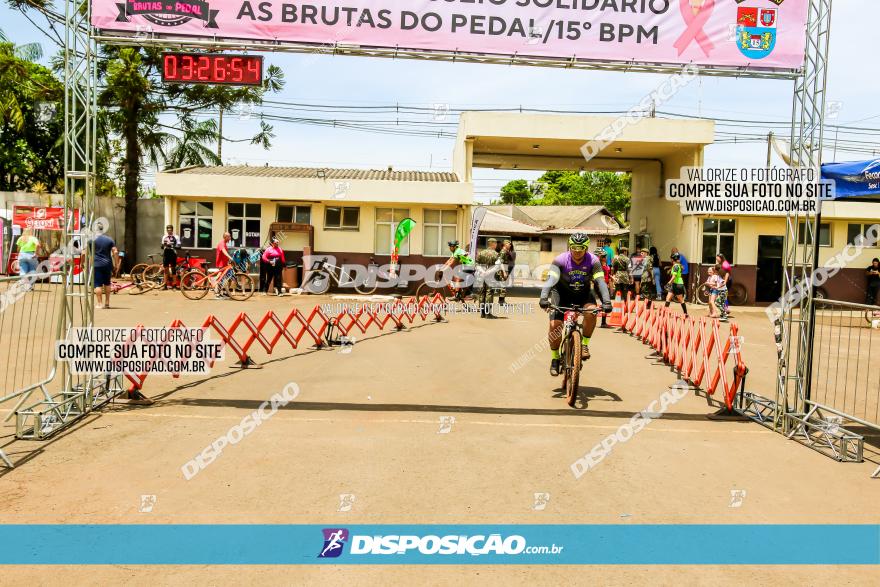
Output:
[92,0,808,70]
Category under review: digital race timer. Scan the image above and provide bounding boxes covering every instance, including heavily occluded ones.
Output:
[161,53,263,86]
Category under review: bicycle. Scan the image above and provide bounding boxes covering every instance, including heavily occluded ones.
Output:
[415,266,476,304]
[180,263,254,301]
[302,259,378,295]
[696,281,748,306]
[550,304,603,408]
[864,307,880,325]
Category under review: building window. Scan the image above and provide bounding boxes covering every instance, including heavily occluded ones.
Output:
[277,205,311,225]
[847,223,879,246]
[179,201,213,248]
[325,206,359,230]
[701,219,736,263]
[797,222,831,247]
[423,209,457,256]
[375,208,411,255]
[227,202,261,248]
[540,238,553,252]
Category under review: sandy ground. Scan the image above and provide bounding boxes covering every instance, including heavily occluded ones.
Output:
[0,289,878,584]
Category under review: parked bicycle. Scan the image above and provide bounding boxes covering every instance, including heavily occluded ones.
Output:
[550,304,603,408]
[302,258,378,295]
[180,262,254,301]
[696,281,749,306]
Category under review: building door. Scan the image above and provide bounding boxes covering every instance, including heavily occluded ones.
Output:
[755,235,784,302]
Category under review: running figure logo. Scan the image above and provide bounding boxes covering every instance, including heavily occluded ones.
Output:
[318,528,349,558]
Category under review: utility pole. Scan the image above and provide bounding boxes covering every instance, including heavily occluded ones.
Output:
[766,131,773,167]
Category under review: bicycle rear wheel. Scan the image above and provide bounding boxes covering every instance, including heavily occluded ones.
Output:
[565,332,582,408]
[415,281,443,301]
[129,263,148,282]
[728,283,748,305]
[696,284,711,304]
[180,270,209,300]
[226,272,255,301]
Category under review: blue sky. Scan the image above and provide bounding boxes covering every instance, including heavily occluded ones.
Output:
[2,1,878,203]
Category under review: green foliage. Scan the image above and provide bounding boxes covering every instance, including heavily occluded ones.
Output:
[0,36,63,191]
[496,171,632,220]
[498,179,533,205]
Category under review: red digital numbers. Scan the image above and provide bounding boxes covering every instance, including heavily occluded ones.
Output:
[161,53,263,86]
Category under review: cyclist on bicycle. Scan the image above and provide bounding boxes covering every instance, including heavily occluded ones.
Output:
[539,233,613,376]
[445,240,475,299]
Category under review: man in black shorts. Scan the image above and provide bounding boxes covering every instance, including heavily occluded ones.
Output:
[161,225,180,289]
[92,230,118,309]
[539,233,613,376]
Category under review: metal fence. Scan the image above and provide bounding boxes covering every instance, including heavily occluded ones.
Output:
[810,300,880,426]
[0,272,65,466]
[787,299,880,464]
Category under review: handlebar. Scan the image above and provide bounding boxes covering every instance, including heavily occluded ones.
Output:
[548,304,604,316]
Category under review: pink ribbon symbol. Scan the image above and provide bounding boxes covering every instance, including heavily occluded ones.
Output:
[674,0,715,57]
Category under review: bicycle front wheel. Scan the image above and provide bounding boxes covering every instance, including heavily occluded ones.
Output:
[354,278,378,296]
[565,332,582,408]
[180,270,209,300]
[142,265,165,290]
[226,272,255,301]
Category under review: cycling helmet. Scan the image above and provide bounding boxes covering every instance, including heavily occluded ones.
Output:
[568,233,590,248]
[671,252,681,261]
[447,240,460,248]
[594,248,607,257]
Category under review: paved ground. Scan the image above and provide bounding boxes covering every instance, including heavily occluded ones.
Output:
[0,289,878,584]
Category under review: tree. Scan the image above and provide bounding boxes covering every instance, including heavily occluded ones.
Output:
[0,31,63,191]
[498,179,534,205]
[498,171,632,220]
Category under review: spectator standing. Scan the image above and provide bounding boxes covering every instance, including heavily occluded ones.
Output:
[596,249,611,327]
[498,239,516,305]
[214,232,233,299]
[611,245,632,299]
[16,228,41,289]
[716,254,732,313]
[630,248,647,297]
[262,237,286,296]
[603,240,615,267]
[867,258,880,305]
[649,246,663,298]
[161,225,180,290]
[92,230,119,309]
[476,238,500,319]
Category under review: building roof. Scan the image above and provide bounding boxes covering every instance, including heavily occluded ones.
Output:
[167,165,460,183]
[484,205,629,237]
[480,210,540,235]
[510,205,606,229]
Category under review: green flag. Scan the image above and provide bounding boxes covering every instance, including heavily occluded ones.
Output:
[393,218,416,251]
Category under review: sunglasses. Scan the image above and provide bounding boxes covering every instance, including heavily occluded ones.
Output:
[569,245,587,252]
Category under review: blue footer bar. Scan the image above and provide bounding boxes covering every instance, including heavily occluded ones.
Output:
[1,525,878,565]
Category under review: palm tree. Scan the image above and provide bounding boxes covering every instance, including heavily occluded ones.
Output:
[0,28,45,131]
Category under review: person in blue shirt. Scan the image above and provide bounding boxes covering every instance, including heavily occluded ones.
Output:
[91,232,118,309]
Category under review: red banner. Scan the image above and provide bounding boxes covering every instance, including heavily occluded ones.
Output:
[12,206,79,231]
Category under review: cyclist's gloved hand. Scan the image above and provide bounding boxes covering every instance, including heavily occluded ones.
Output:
[539,298,550,310]
[602,301,613,314]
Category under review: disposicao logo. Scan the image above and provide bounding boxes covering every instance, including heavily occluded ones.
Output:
[318,528,348,558]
